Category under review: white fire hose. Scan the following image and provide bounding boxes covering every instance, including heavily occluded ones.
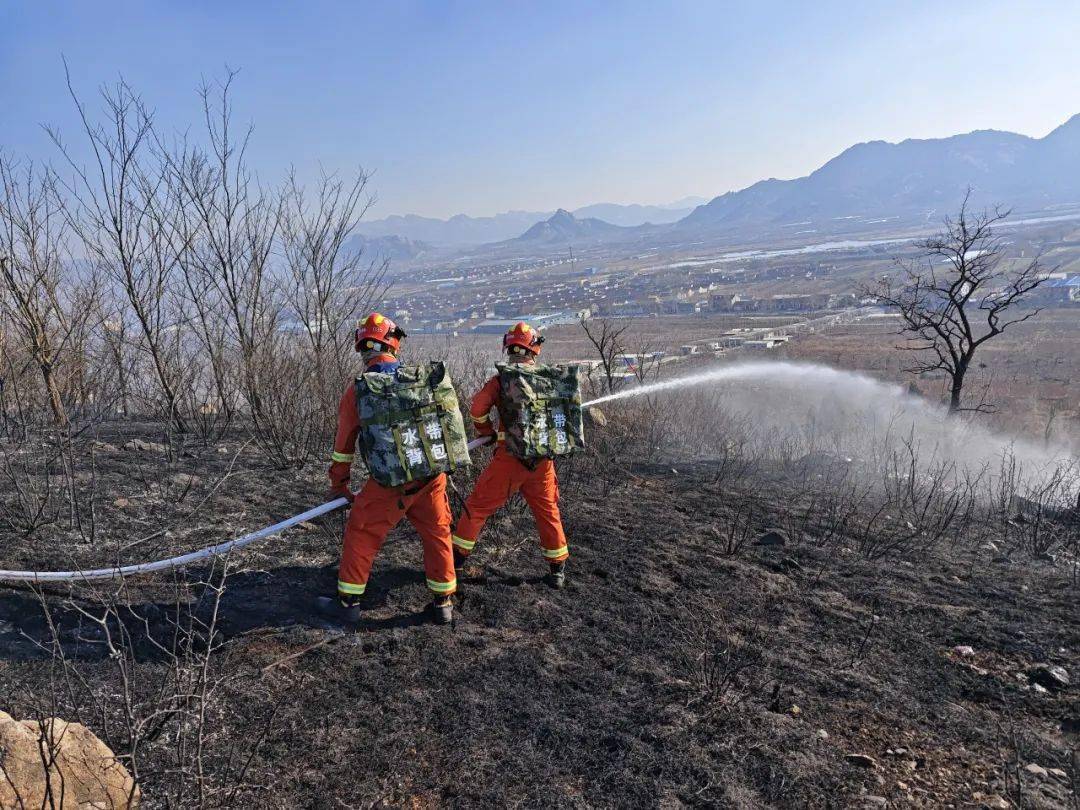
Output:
[0,437,493,584]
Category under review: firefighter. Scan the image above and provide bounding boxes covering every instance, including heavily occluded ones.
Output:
[316,313,460,624]
[452,322,574,588]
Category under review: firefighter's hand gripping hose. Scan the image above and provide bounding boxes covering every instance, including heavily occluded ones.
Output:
[0,436,493,584]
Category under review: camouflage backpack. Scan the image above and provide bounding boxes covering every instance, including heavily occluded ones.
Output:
[355,362,471,487]
[496,362,585,462]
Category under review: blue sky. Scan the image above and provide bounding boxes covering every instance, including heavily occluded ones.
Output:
[2,1,1079,218]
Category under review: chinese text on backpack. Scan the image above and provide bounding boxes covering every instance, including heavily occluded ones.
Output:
[496,362,585,462]
[355,362,471,487]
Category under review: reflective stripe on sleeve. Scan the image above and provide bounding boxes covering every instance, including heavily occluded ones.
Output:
[337,580,367,596]
[452,535,476,550]
[331,451,355,463]
[542,545,569,559]
[472,413,491,423]
[426,577,457,594]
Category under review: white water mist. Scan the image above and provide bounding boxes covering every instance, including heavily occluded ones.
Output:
[584,361,1076,495]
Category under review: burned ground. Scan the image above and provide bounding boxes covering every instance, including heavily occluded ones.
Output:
[0,430,1077,809]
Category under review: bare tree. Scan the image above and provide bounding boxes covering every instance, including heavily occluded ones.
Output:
[0,160,97,427]
[868,193,1048,414]
[579,315,629,394]
[50,68,192,431]
[279,167,389,384]
[169,70,283,424]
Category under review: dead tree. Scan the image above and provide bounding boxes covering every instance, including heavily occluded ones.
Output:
[50,69,191,431]
[868,193,1048,414]
[168,71,283,425]
[580,315,629,394]
[279,168,389,385]
[0,161,93,428]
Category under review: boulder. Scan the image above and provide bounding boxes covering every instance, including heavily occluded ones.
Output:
[0,710,139,808]
[1027,664,1070,691]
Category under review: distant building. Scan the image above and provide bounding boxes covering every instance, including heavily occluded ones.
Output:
[744,339,782,350]
[1037,274,1080,305]
[472,312,574,333]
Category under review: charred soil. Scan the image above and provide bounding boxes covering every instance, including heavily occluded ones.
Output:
[1,430,1078,808]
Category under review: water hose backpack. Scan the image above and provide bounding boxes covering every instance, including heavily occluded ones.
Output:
[496,362,585,462]
[355,362,471,487]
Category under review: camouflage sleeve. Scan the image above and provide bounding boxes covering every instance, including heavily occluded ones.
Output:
[329,385,360,490]
[470,375,500,437]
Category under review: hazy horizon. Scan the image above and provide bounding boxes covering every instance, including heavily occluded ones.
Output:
[4,1,1080,220]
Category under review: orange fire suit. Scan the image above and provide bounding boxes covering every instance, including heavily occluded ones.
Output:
[452,372,569,563]
[329,372,457,601]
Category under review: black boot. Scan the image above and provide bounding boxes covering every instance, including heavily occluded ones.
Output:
[315,596,363,623]
[429,594,454,625]
[453,547,467,570]
[546,562,566,590]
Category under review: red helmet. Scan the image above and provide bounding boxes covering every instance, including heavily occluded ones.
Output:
[503,321,544,355]
[355,312,406,353]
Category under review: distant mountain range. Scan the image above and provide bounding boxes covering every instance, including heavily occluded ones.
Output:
[351,197,707,246]
[680,114,1080,232]
[351,114,1080,256]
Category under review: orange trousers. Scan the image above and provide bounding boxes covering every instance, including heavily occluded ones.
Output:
[453,446,569,562]
[337,474,456,600]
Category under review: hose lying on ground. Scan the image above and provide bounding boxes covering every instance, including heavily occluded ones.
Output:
[0,437,493,584]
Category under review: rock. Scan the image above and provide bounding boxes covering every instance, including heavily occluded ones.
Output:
[1027,664,1069,690]
[91,440,119,453]
[1023,763,1048,778]
[953,645,975,657]
[816,729,829,740]
[123,438,167,453]
[884,747,908,757]
[982,795,1009,809]
[0,710,139,808]
[980,542,998,552]
[1047,767,1067,779]
[1037,552,1057,564]
[846,753,877,769]
[788,704,801,716]
[755,529,788,547]
[583,406,607,428]
[113,497,131,509]
[1032,683,1049,695]
[170,473,202,489]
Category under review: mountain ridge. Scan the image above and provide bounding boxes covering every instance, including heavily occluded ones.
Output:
[352,198,705,245]
[679,115,1080,232]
